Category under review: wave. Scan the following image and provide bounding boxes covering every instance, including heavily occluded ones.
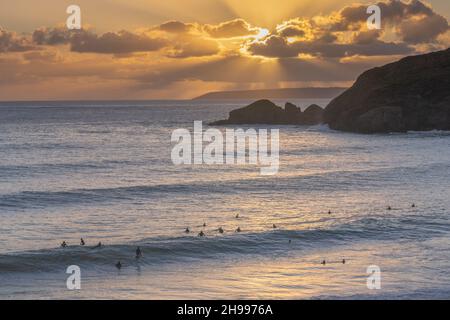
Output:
[1,215,448,274]
[315,286,450,300]
[77,130,112,134]
[0,160,146,178]
[1,162,449,209]
[0,142,88,151]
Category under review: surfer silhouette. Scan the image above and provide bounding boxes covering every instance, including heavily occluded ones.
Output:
[136,247,142,259]
[93,242,102,248]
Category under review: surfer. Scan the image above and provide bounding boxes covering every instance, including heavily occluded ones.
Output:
[412,203,416,208]
[93,242,102,248]
[272,224,277,229]
[198,230,205,237]
[218,227,224,234]
[387,206,392,210]
[203,222,207,227]
[80,238,85,246]
[342,259,346,264]
[321,260,326,265]
[185,227,190,234]
[115,261,122,270]
[235,214,239,219]
[135,247,142,259]
[61,241,67,248]
[235,227,241,233]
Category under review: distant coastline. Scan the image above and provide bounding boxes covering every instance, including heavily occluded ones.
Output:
[193,87,347,100]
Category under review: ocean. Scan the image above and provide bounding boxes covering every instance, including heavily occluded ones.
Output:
[0,99,449,299]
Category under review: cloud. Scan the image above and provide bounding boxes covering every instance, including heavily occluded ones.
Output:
[336,0,449,43]
[353,30,382,44]
[399,14,449,44]
[31,28,168,54]
[338,0,433,26]
[31,25,219,57]
[247,35,412,58]
[32,27,71,45]
[247,36,299,58]
[278,26,306,38]
[0,28,34,52]
[246,0,447,58]
[204,19,259,38]
[159,21,194,34]
[70,30,168,54]
[23,1,448,58]
[275,18,314,40]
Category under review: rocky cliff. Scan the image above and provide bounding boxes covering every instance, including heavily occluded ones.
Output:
[324,48,450,133]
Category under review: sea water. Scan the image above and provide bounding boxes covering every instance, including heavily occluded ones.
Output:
[0,100,449,299]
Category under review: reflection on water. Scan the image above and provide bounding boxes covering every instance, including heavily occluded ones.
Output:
[0,100,449,299]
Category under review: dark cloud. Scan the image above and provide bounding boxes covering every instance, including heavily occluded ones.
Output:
[305,41,413,58]
[399,14,449,44]
[0,29,34,52]
[204,19,259,38]
[247,0,447,58]
[32,28,168,54]
[16,0,449,58]
[318,33,338,43]
[159,21,194,34]
[336,0,448,43]
[247,36,299,58]
[353,30,382,44]
[30,26,217,56]
[70,30,167,54]
[339,0,433,25]
[278,26,306,38]
[32,27,71,45]
[248,36,412,58]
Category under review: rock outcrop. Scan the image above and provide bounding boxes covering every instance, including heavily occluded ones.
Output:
[210,99,324,125]
[324,48,450,133]
[303,104,324,125]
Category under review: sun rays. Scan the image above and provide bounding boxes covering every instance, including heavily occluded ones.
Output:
[0,0,449,99]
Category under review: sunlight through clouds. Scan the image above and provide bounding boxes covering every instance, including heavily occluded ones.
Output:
[0,0,449,99]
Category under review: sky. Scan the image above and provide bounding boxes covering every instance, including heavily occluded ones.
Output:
[0,0,449,100]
